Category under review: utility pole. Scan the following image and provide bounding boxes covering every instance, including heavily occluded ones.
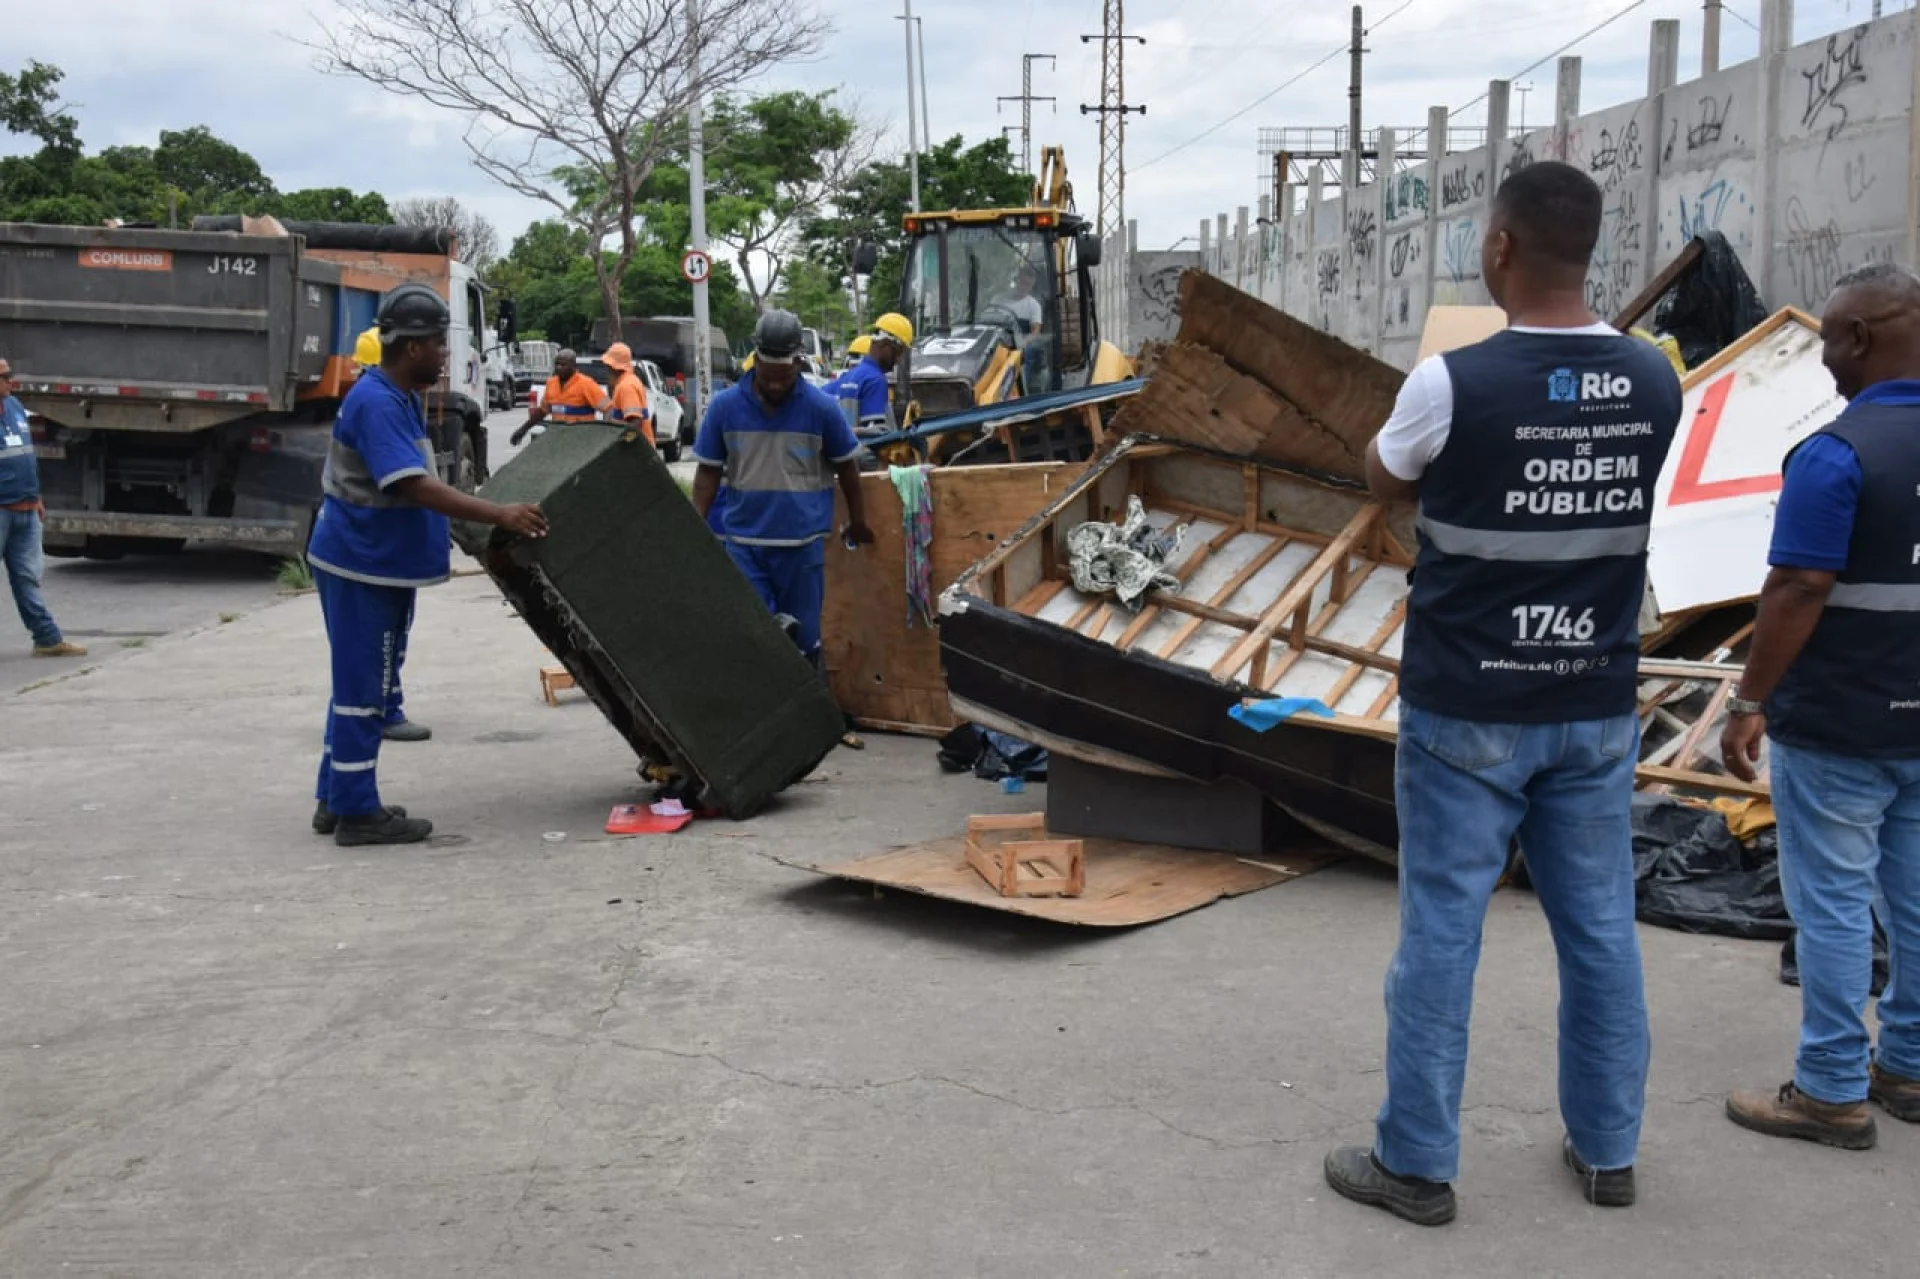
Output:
[686,0,711,431]
[997,53,1057,177]
[902,0,920,211]
[917,16,933,148]
[1080,0,1146,237]
[1345,6,1365,194]
[1516,81,1533,130]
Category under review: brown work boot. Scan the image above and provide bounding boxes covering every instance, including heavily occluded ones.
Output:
[1726,1081,1877,1150]
[32,639,87,657]
[1870,1064,1920,1123]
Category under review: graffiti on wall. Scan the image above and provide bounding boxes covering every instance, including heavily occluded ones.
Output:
[1798,26,1870,141]
[1388,228,1423,280]
[1588,112,1646,193]
[1442,219,1479,284]
[1440,162,1486,211]
[1586,187,1644,319]
[1346,207,1379,271]
[1386,172,1429,223]
[1783,195,1896,306]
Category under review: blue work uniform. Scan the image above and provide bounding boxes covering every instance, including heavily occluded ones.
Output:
[823,356,894,432]
[306,368,450,816]
[0,395,65,648]
[692,372,861,661]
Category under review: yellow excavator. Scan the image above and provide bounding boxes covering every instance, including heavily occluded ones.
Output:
[859,146,1136,464]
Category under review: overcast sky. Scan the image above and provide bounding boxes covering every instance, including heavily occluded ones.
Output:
[4,0,1902,255]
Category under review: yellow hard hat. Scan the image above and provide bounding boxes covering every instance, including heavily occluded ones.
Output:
[872,312,914,347]
[741,351,756,371]
[353,326,381,367]
[848,334,873,357]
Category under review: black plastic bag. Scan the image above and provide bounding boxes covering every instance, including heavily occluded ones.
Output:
[1629,794,1790,939]
[1654,231,1769,370]
[935,724,1049,781]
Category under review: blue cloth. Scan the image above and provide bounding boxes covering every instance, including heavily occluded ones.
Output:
[1229,697,1335,731]
[313,569,415,816]
[691,373,861,547]
[1769,381,1920,572]
[0,396,38,507]
[1771,740,1920,1103]
[823,357,892,426]
[0,508,61,646]
[307,367,451,587]
[1374,705,1648,1182]
[725,540,827,659]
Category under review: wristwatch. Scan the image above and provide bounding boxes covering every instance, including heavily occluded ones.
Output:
[1727,695,1765,717]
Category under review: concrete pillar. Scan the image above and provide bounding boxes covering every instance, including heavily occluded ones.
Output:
[1424,106,1447,307]
[1216,212,1230,279]
[1755,0,1792,301]
[1306,169,1325,251]
[1704,0,1724,74]
[1235,206,1250,290]
[1486,80,1510,195]
[1377,127,1396,348]
[1554,57,1582,161]
[1198,219,1210,272]
[1649,20,1680,96]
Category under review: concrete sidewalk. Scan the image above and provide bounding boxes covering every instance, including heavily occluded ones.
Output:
[0,576,1907,1277]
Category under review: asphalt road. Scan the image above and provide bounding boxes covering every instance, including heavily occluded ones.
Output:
[3,408,570,692]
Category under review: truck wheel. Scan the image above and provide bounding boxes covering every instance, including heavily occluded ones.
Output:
[457,434,480,494]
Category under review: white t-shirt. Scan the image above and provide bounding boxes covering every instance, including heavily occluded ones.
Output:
[1373,322,1620,482]
[994,292,1045,331]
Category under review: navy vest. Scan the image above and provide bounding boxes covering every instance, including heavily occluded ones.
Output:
[1400,330,1681,723]
[1769,403,1920,758]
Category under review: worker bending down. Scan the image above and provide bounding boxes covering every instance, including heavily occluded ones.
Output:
[691,309,873,666]
[307,285,548,845]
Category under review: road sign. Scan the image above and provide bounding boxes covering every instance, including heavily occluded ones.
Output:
[681,250,712,283]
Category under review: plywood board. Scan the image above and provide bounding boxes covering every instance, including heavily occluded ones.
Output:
[804,835,1339,926]
[1647,308,1841,615]
[824,462,1080,733]
[1416,305,1507,362]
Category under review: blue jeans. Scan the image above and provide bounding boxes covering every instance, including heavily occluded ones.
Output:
[1376,705,1649,1182]
[724,539,827,660]
[1771,740,1920,1103]
[313,569,414,817]
[0,507,62,647]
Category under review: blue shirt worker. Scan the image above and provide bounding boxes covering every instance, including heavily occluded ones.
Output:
[306,284,549,846]
[1722,263,1920,1149]
[691,309,873,666]
[351,325,431,744]
[823,312,913,435]
[1322,162,1682,1227]
[0,360,86,658]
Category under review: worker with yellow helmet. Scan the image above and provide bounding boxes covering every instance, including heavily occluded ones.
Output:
[353,326,383,369]
[823,312,913,434]
[843,334,872,369]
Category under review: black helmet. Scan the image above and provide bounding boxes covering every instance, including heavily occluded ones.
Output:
[376,283,450,341]
[751,308,804,363]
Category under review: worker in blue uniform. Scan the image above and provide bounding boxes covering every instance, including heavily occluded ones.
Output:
[690,309,873,667]
[822,312,913,435]
[307,284,549,846]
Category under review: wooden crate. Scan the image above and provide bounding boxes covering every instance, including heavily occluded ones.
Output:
[539,664,576,706]
[963,813,1085,899]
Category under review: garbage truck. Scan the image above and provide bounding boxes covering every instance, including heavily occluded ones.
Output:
[0,217,513,559]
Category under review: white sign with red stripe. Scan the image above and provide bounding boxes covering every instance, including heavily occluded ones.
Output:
[1646,308,1845,615]
[681,249,711,283]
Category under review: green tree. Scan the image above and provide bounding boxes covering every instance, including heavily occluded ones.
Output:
[0,61,80,155]
[152,126,274,212]
[636,90,873,310]
[272,188,395,224]
[772,258,854,347]
[803,134,1032,325]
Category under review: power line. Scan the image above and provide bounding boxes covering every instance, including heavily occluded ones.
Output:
[1451,0,1647,116]
[1133,0,1418,174]
[1723,3,1761,33]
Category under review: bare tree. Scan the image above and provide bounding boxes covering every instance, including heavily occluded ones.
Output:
[392,196,500,268]
[310,0,829,327]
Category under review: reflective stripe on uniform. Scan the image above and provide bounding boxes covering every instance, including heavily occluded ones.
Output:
[332,704,383,717]
[723,429,836,493]
[330,758,379,773]
[1827,581,1920,611]
[1416,514,1649,562]
[322,436,432,508]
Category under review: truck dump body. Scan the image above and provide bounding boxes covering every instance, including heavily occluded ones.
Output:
[455,424,845,819]
[0,222,361,433]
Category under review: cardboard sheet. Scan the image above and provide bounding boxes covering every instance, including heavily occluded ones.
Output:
[1647,308,1842,616]
[804,835,1340,926]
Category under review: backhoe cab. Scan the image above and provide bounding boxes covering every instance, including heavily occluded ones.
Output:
[879,147,1133,429]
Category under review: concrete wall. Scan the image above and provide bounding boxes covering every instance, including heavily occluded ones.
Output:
[1095,221,1200,357]
[1183,6,1917,370]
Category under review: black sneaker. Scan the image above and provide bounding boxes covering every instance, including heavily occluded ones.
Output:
[313,802,407,835]
[1323,1146,1457,1227]
[382,718,433,742]
[1563,1135,1635,1207]
[334,809,433,846]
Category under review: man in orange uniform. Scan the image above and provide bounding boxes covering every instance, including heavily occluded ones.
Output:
[511,348,609,445]
[600,342,654,443]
